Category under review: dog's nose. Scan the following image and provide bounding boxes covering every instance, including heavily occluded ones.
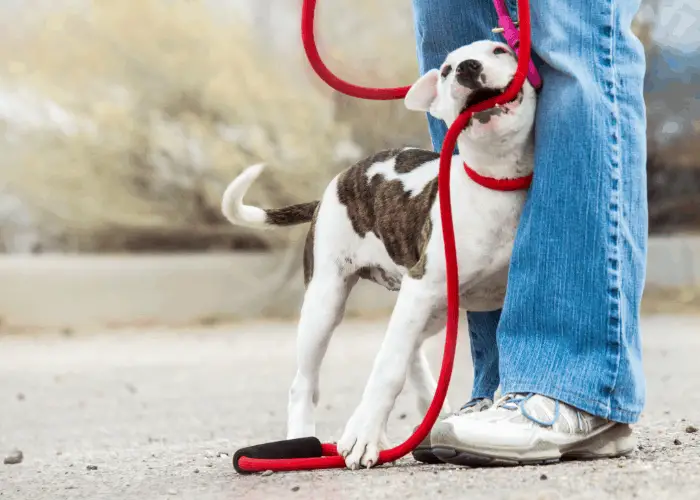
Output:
[455,59,483,88]
[456,59,483,77]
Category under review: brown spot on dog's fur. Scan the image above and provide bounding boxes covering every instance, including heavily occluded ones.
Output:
[336,149,401,236]
[302,204,321,286]
[337,149,438,280]
[266,202,319,226]
[409,218,433,279]
[474,106,506,124]
[394,149,440,173]
[357,266,402,291]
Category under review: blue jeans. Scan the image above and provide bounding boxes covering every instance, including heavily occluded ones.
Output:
[412,0,647,423]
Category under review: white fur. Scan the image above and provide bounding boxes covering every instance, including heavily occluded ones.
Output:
[221,40,537,470]
[404,69,439,113]
[221,163,268,229]
[366,150,438,196]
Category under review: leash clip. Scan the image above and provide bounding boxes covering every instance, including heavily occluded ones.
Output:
[491,0,542,90]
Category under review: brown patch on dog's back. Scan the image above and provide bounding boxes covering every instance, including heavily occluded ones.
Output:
[394,149,440,173]
[337,148,439,279]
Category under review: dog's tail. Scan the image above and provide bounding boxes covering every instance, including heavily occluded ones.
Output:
[221,164,319,229]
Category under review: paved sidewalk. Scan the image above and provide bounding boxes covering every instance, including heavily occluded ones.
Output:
[1,316,699,500]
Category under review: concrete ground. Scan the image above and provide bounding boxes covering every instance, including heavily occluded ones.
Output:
[1,315,699,500]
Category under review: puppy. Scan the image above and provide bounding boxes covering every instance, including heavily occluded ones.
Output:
[221,40,537,470]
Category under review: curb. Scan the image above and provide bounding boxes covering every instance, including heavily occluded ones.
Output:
[0,252,396,330]
[646,235,700,287]
[0,235,697,330]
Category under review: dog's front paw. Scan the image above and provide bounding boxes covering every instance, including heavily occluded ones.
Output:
[337,405,390,470]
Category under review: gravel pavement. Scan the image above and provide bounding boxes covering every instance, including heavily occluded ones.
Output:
[1,315,699,500]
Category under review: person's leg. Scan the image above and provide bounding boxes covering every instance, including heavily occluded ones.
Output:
[498,0,647,423]
[467,310,501,399]
[412,0,503,403]
[432,0,647,464]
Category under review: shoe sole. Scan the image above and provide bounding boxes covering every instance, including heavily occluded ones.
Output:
[410,403,495,465]
[411,447,444,465]
[432,423,635,467]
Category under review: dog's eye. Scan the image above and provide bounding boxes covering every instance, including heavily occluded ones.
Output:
[440,65,452,78]
[493,46,509,55]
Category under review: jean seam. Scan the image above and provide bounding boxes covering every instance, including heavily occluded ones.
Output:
[603,0,623,420]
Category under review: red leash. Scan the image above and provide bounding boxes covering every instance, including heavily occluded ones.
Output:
[233,0,536,473]
[300,0,410,100]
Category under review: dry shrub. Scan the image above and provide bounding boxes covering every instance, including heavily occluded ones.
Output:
[0,0,437,253]
[1,1,682,252]
[1,0,354,251]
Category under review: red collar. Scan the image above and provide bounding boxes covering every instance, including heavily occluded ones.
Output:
[464,162,532,191]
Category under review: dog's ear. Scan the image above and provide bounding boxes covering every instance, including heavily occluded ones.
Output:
[404,69,440,113]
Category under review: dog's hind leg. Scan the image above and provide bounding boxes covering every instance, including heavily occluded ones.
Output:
[408,339,452,419]
[286,271,356,439]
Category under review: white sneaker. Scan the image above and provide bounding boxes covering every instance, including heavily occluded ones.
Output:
[412,398,493,464]
[430,393,636,466]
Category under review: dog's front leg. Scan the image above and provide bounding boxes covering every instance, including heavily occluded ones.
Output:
[337,276,442,469]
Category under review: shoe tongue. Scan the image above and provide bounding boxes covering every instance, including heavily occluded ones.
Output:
[456,397,487,414]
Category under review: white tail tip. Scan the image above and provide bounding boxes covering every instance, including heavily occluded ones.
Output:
[221,163,268,228]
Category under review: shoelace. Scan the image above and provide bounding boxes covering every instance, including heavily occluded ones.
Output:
[496,393,561,427]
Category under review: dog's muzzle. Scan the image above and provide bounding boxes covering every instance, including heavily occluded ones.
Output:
[455,59,484,90]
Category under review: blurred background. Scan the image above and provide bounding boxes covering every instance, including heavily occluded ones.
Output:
[0,0,699,326]
[1,2,700,492]
[0,0,427,255]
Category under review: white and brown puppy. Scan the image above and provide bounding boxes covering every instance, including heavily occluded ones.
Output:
[221,40,537,470]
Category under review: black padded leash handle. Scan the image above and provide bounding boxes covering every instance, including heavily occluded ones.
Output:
[232,437,324,474]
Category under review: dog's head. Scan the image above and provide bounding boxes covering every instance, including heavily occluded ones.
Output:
[405,40,536,142]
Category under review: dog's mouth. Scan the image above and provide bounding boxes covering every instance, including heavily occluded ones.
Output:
[460,83,523,114]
